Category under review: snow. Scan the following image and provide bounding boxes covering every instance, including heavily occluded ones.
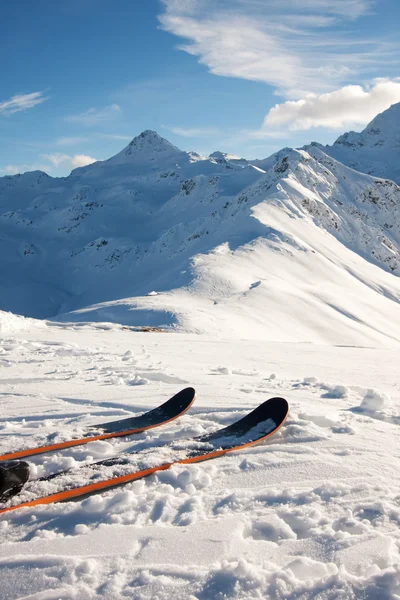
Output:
[0,324,399,598]
[0,310,43,333]
[359,389,391,412]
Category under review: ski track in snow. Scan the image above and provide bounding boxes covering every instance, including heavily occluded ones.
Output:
[0,324,399,599]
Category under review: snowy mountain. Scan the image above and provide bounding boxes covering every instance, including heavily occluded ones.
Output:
[1,129,400,345]
[314,102,400,183]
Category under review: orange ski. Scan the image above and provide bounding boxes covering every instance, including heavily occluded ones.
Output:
[0,387,196,461]
[0,397,288,515]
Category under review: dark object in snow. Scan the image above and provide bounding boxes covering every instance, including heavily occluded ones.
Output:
[0,461,30,502]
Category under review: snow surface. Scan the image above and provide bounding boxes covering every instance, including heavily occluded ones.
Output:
[0,324,399,599]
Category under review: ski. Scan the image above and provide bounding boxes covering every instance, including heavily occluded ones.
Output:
[0,387,196,462]
[0,397,288,514]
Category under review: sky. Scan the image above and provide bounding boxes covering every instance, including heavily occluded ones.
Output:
[1,0,400,176]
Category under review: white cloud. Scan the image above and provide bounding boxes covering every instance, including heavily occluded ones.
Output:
[65,104,121,126]
[0,91,48,115]
[70,154,97,168]
[42,153,98,170]
[158,0,393,98]
[263,79,400,130]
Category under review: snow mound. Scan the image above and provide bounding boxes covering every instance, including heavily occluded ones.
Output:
[0,310,41,333]
[360,388,391,412]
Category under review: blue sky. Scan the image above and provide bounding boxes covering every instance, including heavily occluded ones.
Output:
[1,0,400,176]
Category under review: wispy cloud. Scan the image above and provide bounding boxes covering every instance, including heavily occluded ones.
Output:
[239,128,289,141]
[261,0,374,19]
[42,153,98,170]
[162,125,222,138]
[170,125,288,145]
[98,133,132,141]
[264,78,400,130]
[158,0,394,98]
[55,133,132,146]
[65,104,121,126]
[55,136,91,146]
[0,91,48,116]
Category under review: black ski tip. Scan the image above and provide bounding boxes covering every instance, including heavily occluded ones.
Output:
[0,460,30,502]
[93,387,196,434]
[136,386,196,425]
[168,387,196,410]
[228,396,289,435]
[248,396,289,430]
[201,396,289,444]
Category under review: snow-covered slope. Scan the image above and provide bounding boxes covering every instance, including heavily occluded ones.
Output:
[314,102,400,183]
[1,131,400,345]
[90,146,400,346]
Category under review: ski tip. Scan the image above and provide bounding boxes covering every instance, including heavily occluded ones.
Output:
[177,386,196,399]
[0,460,30,503]
[167,387,196,410]
[255,396,289,430]
[149,386,196,407]
[259,396,288,416]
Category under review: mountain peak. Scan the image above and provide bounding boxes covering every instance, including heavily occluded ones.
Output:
[130,130,170,145]
[313,101,400,183]
[209,151,241,160]
[106,130,181,166]
[334,101,400,150]
[362,102,400,139]
[123,130,180,158]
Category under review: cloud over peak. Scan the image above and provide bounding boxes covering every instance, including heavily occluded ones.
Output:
[264,79,400,130]
[65,104,121,126]
[42,153,98,170]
